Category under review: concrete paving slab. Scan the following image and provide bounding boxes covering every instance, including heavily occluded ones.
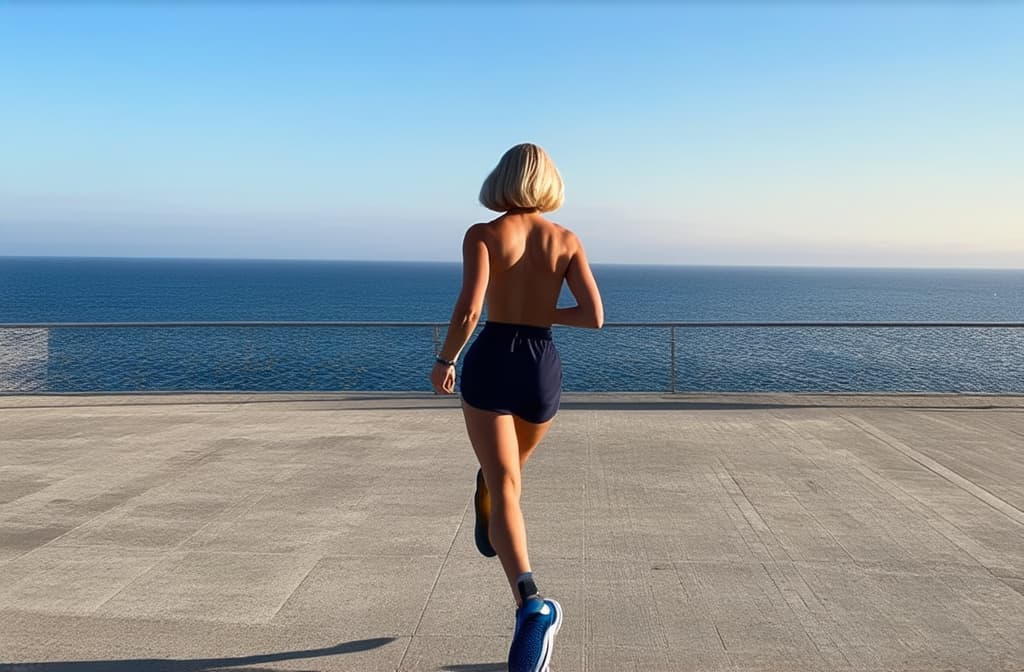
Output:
[94,551,322,624]
[272,556,440,636]
[0,610,408,671]
[50,513,209,550]
[0,522,77,559]
[397,635,510,672]
[0,546,165,616]
[2,392,1024,671]
[180,508,356,555]
[316,512,463,559]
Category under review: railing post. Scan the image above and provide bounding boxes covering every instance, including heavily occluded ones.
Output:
[670,325,676,394]
[433,324,440,356]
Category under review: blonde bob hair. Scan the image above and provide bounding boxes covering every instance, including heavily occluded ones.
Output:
[479,143,565,213]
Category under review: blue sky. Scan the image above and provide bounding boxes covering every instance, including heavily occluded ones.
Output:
[1,2,1021,267]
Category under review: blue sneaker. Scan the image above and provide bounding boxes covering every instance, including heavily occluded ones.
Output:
[473,469,497,557]
[508,597,562,672]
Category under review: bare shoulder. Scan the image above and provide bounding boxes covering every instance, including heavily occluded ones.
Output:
[546,220,582,253]
[464,222,493,243]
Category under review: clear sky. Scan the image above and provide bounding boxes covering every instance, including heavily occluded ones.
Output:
[1,2,1021,267]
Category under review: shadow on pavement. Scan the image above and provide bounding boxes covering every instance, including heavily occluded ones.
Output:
[0,637,396,672]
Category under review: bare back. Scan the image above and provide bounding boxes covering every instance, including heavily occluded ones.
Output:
[476,213,576,327]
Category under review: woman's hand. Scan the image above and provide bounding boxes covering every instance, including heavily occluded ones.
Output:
[430,362,456,394]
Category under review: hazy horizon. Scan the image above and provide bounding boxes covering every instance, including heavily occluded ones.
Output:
[4,253,1023,273]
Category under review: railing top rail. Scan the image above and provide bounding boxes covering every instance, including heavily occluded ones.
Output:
[0,321,445,328]
[1,321,1024,329]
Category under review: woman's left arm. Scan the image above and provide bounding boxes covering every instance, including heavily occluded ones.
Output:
[430,224,489,394]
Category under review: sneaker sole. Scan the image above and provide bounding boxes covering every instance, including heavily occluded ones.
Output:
[536,599,562,672]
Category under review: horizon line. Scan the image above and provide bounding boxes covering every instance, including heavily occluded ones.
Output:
[1,254,1022,272]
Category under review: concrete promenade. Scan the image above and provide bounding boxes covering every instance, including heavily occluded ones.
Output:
[2,392,1024,671]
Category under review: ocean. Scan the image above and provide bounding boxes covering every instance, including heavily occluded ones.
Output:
[1,257,1022,393]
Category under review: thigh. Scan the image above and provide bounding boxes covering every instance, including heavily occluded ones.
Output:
[513,415,553,467]
[462,403,521,488]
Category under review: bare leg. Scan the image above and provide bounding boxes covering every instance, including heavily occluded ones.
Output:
[513,414,552,468]
[463,404,551,605]
[476,416,553,502]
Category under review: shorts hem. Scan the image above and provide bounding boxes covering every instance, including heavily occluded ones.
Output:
[460,396,558,425]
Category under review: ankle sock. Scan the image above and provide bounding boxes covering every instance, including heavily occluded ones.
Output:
[516,571,540,603]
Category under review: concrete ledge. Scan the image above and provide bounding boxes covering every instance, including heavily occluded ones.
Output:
[3,390,1024,410]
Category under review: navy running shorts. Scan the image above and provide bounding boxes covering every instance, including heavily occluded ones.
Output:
[459,321,563,424]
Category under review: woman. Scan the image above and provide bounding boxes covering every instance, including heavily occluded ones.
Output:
[429,143,604,672]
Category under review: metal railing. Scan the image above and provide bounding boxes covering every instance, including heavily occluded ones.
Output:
[2,320,1023,394]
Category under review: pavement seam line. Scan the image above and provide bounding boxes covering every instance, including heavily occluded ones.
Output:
[761,561,853,669]
[669,562,732,663]
[715,458,782,562]
[848,461,996,570]
[88,484,275,617]
[395,486,471,671]
[581,410,591,671]
[841,413,1024,528]
[2,439,222,546]
[265,553,323,624]
[755,416,859,561]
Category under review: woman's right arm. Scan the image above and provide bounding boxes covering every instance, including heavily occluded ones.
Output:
[553,236,604,329]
